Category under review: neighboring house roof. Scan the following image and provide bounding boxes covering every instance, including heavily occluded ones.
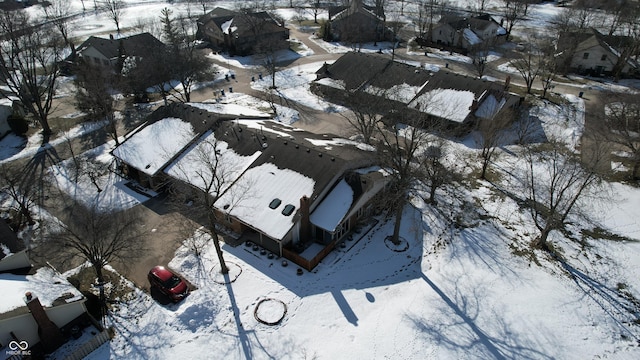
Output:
[0,267,84,320]
[558,28,639,70]
[317,52,520,124]
[199,8,286,38]
[76,32,165,61]
[435,13,506,40]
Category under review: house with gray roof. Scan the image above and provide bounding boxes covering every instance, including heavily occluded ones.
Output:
[328,0,392,43]
[313,51,521,133]
[430,13,506,51]
[557,28,639,77]
[112,103,389,270]
[197,7,290,56]
[75,33,165,72]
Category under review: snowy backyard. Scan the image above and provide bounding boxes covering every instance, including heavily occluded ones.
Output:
[1,1,640,359]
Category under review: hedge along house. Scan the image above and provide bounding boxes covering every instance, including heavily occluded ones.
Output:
[313,51,522,134]
[113,103,389,270]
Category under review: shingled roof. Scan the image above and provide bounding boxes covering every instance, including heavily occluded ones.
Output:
[77,33,165,60]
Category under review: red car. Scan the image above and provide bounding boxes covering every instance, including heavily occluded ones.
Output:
[148,266,189,302]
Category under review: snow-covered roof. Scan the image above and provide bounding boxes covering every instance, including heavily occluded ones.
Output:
[475,94,507,119]
[164,130,262,196]
[215,163,315,240]
[316,77,346,90]
[112,117,196,176]
[220,18,241,35]
[0,267,83,315]
[365,83,422,104]
[410,88,476,123]
[188,103,270,118]
[310,179,354,232]
[463,28,482,46]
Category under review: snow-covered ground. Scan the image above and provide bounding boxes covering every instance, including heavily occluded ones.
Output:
[51,70,640,360]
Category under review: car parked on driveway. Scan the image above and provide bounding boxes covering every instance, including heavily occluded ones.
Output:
[148,266,189,303]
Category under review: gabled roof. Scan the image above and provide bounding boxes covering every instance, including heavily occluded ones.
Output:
[77,33,165,60]
[199,8,286,37]
[318,52,520,124]
[118,103,376,240]
[0,267,84,319]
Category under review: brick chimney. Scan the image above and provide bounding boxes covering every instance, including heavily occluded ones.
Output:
[299,196,311,241]
[24,292,65,353]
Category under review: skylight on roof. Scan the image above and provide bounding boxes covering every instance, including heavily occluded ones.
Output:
[281,204,295,216]
[269,198,282,209]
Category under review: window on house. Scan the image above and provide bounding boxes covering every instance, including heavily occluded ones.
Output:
[102,59,109,66]
[601,54,607,61]
[583,52,589,59]
[281,204,295,216]
[269,198,281,209]
[93,57,101,64]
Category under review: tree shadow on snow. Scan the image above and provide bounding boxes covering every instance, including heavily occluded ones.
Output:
[558,260,640,343]
[407,272,555,360]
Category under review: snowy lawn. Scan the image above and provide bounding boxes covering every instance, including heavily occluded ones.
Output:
[77,95,640,359]
[250,62,346,113]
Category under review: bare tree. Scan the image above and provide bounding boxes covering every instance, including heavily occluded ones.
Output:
[341,88,382,145]
[160,8,217,102]
[74,62,121,145]
[522,140,605,250]
[511,41,541,94]
[45,204,147,284]
[478,107,513,180]
[102,0,125,33]
[167,133,254,274]
[0,163,41,230]
[470,41,491,79]
[418,139,451,204]
[375,107,440,244]
[42,0,73,52]
[0,11,62,141]
[502,0,525,42]
[601,93,640,179]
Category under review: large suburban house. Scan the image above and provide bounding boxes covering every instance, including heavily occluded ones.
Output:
[429,13,507,51]
[197,7,290,56]
[557,28,639,77]
[313,52,522,133]
[112,103,389,270]
[327,0,392,43]
[75,32,165,72]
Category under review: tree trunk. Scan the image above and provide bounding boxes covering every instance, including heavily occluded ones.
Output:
[390,203,403,245]
[532,226,552,250]
[93,263,105,284]
[428,183,437,204]
[211,228,229,274]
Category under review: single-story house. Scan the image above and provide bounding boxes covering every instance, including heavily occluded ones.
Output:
[197,7,290,56]
[112,103,389,270]
[557,28,639,76]
[75,32,166,72]
[313,51,522,133]
[328,0,392,43]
